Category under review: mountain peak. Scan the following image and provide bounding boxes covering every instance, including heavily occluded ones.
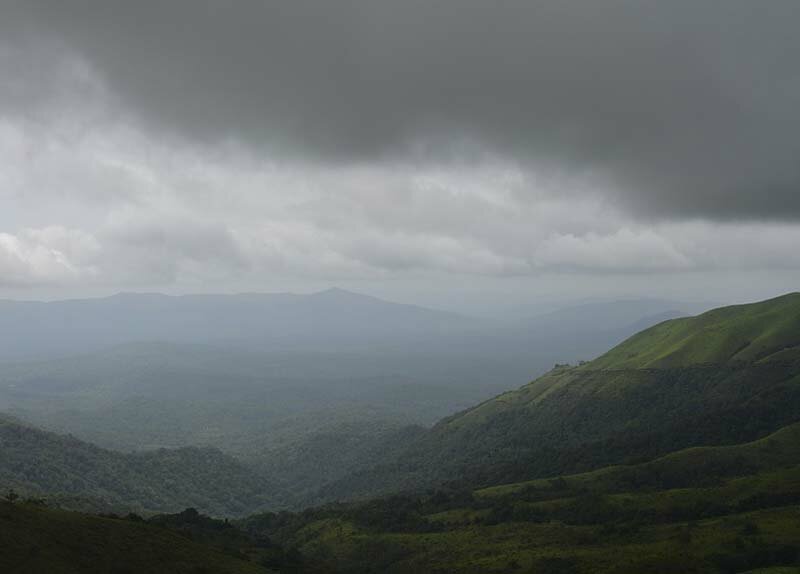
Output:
[308,287,385,304]
[312,287,358,297]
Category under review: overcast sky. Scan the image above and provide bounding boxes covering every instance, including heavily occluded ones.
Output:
[0,1,798,312]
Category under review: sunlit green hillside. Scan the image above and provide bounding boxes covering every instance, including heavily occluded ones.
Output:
[321,294,800,500]
[590,292,800,369]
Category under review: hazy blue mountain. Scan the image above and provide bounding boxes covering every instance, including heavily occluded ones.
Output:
[0,288,483,362]
[0,290,705,362]
[516,298,707,333]
[448,299,700,375]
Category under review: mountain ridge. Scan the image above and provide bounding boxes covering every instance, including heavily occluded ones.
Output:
[0,415,276,517]
[316,293,800,502]
[0,288,483,362]
[589,292,800,369]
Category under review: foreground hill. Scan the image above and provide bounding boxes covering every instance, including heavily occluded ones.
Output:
[5,423,797,574]
[244,423,800,573]
[0,415,274,516]
[0,502,279,574]
[320,293,800,500]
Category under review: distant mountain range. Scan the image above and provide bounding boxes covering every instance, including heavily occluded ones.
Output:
[0,288,705,365]
[0,288,481,361]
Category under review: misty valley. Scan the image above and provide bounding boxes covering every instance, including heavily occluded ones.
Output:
[0,290,694,512]
[2,291,800,573]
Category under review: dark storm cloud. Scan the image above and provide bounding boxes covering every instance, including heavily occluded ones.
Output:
[5,0,800,220]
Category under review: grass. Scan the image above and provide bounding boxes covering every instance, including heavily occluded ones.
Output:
[440,293,800,435]
[476,421,800,499]
[0,501,273,574]
[287,505,800,573]
[249,421,800,573]
[589,292,800,369]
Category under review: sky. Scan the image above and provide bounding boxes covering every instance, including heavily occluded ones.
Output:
[0,1,799,313]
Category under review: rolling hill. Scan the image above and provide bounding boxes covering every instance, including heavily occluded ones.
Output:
[2,294,798,573]
[0,502,277,574]
[244,422,800,574]
[7,420,796,574]
[0,500,304,574]
[318,293,800,501]
[589,292,800,369]
[0,415,275,516]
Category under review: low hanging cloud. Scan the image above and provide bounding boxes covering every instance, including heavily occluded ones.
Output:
[0,2,799,295]
[0,108,798,290]
[0,227,99,286]
[4,0,800,221]
[534,229,693,272]
[98,212,249,285]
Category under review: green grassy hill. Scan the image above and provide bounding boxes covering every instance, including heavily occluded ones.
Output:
[590,292,800,369]
[0,415,274,517]
[318,293,800,500]
[243,423,800,573]
[0,501,274,574]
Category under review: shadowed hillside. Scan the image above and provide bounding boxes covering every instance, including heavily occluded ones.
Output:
[0,415,275,516]
[243,423,800,573]
[0,502,276,574]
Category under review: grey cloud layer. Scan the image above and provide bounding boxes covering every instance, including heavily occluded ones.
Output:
[5,0,800,220]
[2,111,800,292]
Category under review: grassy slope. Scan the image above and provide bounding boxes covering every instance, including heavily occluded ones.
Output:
[0,502,272,574]
[444,293,800,428]
[319,294,800,500]
[589,292,800,369]
[250,423,800,574]
[476,421,800,498]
